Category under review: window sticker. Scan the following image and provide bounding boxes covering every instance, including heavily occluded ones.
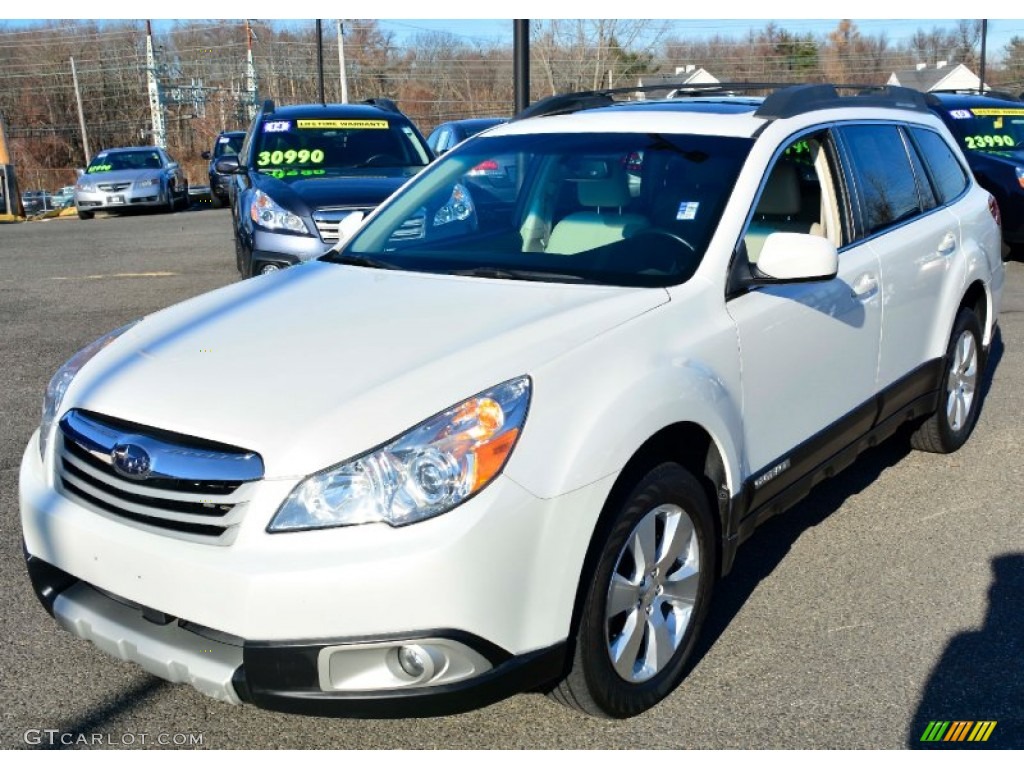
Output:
[218,136,232,143]
[255,148,325,167]
[296,119,389,129]
[948,110,973,120]
[676,201,699,221]
[964,134,1016,149]
[262,120,291,133]
[970,108,1024,117]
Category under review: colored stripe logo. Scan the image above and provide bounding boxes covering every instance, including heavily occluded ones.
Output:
[920,721,997,742]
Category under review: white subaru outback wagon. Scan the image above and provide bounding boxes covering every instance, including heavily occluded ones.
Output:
[20,84,1005,719]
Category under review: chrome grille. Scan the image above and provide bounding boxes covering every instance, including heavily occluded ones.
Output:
[390,214,425,241]
[312,207,371,242]
[56,410,264,546]
[98,182,131,192]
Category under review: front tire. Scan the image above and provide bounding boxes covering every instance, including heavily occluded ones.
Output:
[76,210,94,220]
[550,463,716,718]
[910,308,985,453]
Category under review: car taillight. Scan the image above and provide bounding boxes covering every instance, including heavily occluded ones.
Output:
[988,195,1001,227]
[467,159,500,176]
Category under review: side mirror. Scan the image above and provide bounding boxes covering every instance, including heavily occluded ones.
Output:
[328,211,366,253]
[201,151,211,160]
[754,232,838,283]
[75,168,84,178]
[214,157,244,175]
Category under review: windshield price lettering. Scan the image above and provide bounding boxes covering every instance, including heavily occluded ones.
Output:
[258,168,326,179]
[87,164,112,173]
[964,134,1016,149]
[256,149,325,167]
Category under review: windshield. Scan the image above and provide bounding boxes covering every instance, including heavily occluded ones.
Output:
[943,106,1024,151]
[333,131,753,287]
[252,117,430,180]
[214,134,244,158]
[87,151,163,173]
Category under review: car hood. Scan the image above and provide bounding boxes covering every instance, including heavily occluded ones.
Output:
[267,172,419,211]
[81,169,163,184]
[966,148,1024,168]
[63,262,669,478]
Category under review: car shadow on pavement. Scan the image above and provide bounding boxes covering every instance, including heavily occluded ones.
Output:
[689,325,1005,676]
[907,553,1024,749]
[691,434,913,669]
[30,677,167,750]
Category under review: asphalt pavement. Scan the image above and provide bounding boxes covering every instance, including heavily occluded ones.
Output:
[0,209,1021,749]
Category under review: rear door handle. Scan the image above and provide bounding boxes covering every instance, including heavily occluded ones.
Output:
[851,273,879,300]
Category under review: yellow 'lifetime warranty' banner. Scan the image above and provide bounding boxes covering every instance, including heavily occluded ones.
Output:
[296,119,389,129]
[971,108,1024,117]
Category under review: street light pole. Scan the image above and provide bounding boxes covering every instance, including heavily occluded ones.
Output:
[514,20,530,114]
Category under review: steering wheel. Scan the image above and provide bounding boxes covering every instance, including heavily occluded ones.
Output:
[632,227,697,254]
[359,154,401,167]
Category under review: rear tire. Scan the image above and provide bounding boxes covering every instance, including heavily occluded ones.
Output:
[550,463,716,718]
[910,308,985,454]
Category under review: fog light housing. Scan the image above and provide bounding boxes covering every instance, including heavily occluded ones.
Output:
[317,638,492,692]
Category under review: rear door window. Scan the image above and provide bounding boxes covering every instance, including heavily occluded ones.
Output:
[839,124,922,238]
[909,127,969,205]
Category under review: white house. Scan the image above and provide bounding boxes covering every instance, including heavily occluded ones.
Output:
[887,62,986,92]
[637,66,720,99]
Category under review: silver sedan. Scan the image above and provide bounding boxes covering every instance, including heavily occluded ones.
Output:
[74,147,189,220]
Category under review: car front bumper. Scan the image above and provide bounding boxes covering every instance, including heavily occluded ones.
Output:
[75,187,168,212]
[20,430,613,715]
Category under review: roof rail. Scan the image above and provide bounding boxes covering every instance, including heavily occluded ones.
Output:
[513,81,795,121]
[754,84,930,119]
[362,98,402,114]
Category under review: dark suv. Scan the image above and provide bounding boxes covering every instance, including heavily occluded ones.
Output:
[928,90,1024,247]
[216,99,433,277]
[202,130,245,208]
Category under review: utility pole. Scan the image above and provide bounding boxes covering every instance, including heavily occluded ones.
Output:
[70,56,91,164]
[145,20,167,148]
[245,19,258,121]
[316,19,325,106]
[979,19,988,92]
[337,20,349,104]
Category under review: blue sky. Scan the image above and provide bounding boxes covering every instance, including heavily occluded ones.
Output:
[5,6,1022,55]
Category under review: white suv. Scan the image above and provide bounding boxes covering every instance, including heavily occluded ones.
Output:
[20,84,1005,719]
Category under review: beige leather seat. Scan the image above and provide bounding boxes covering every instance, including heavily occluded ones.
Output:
[546,168,648,255]
[744,161,822,263]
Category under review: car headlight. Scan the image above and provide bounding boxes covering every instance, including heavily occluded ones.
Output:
[75,181,96,193]
[433,183,474,226]
[39,321,139,460]
[137,177,161,188]
[269,376,531,532]
[250,190,309,234]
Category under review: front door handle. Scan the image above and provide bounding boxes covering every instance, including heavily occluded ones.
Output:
[937,232,957,257]
[851,273,879,301]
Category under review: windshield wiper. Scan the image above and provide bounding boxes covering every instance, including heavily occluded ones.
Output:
[449,267,586,282]
[326,253,400,270]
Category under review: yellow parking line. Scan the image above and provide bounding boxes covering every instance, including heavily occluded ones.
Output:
[51,272,179,280]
